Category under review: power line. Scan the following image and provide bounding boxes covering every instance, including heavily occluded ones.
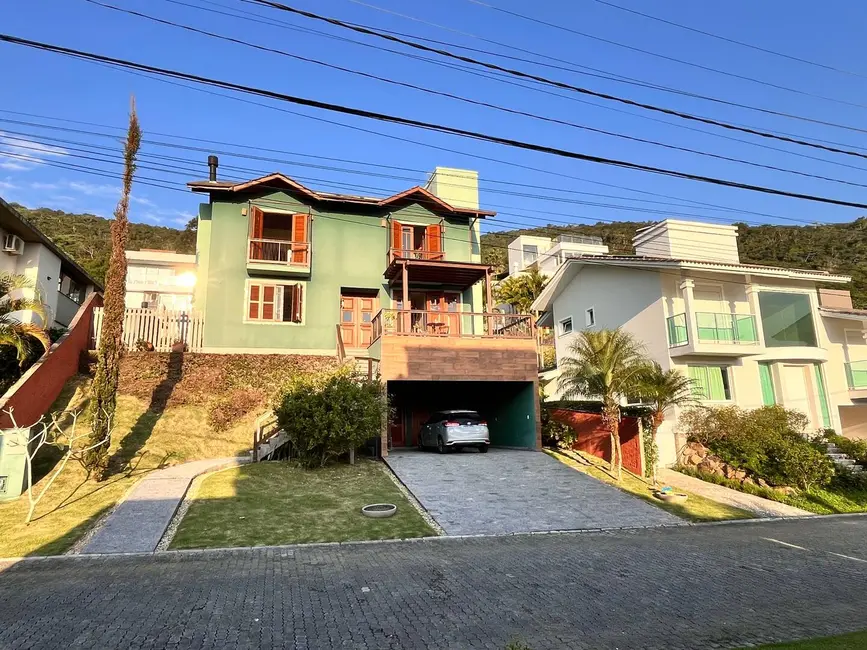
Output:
[588,0,867,80]
[3,36,867,214]
[81,0,867,193]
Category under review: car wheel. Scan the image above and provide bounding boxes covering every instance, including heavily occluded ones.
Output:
[478,444,489,454]
[437,437,446,454]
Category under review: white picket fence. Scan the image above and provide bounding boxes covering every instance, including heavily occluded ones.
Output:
[91,308,205,352]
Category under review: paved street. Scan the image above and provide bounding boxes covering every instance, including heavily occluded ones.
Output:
[386,449,680,534]
[3,517,867,649]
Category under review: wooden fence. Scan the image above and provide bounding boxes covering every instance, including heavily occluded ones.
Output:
[91,308,205,352]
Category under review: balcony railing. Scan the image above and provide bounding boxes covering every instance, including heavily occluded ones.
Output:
[667,312,759,348]
[696,312,758,344]
[846,361,867,390]
[388,248,446,262]
[371,309,533,342]
[667,314,688,347]
[555,234,604,246]
[248,238,310,266]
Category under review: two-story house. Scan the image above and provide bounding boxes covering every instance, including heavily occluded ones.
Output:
[532,219,867,466]
[188,161,540,455]
[506,233,610,278]
[125,249,196,311]
[0,197,99,328]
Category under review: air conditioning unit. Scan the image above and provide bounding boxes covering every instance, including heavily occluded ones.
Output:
[3,234,24,255]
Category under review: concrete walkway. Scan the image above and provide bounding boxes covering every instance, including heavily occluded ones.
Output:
[659,468,813,518]
[81,457,249,554]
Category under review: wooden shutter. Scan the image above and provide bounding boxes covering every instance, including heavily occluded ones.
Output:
[391,220,402,253]
[292,284,303,323]
[426,224,442,257]
[248,284,260,320]
[249,206,265,260]
[291,213,309,264]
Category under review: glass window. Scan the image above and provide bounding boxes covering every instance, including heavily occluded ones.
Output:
[758,362,775,406]
[585,308,595,327]
[688,365,731,401]
[401,226,413,252]
[559,317,573,335]
[758,292,817,347]
[522,244,538,266]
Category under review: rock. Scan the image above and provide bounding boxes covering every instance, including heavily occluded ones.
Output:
[733,469,747,480]
[723,465,737,479]
[741,477,755,486]
[774,486,798,497]
[757,478,770,489]
[688,454,703,465]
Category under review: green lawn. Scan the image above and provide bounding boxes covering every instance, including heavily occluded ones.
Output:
[548,449,754,522]
[169,460,436,549]
[745,631,867,649]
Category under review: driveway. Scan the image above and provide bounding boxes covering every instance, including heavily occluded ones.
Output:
[385,448,680,534]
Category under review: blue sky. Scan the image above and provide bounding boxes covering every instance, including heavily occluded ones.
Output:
[2,0,867,234]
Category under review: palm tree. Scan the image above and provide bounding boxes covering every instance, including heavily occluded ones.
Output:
[558,328,646,480]
[0,272,51,365]
[493,266,548,313]
[637,362,696,485]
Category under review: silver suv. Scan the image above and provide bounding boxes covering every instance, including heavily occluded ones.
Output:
[418,410,490,454]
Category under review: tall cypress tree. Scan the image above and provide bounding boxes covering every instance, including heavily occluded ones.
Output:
[84,100,142,478]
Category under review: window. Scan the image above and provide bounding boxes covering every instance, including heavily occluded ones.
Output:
[758,362,776,406]
[758,292,817,347]
[246,282,303,323]
[688,365,731,401]
[585,307,595,327]
[58,273,85,304]
[0,475,6,495]
[559,317,573,335]
[522,244,538,266]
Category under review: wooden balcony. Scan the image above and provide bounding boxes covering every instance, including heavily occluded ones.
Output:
[388,248,445,263]
[370,309,537,382]
[247,238,311,276]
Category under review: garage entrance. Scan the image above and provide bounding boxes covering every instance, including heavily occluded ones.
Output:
[387,380,539,450]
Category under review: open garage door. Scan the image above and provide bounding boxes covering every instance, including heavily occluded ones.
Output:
[387,380,539,450]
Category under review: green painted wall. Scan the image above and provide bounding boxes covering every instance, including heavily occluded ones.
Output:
[487,381,538,448]
[193,202,212,313]
[197,191,480,350]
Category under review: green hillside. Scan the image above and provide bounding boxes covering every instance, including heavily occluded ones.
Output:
[12,204,196,286]
[481,219,867,308]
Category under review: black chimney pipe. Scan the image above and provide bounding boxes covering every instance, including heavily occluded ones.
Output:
[207,155,219,181]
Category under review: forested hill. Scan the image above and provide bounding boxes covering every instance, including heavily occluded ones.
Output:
[13,202,867,308]
[480,218,867,308]
[12,204,196,286]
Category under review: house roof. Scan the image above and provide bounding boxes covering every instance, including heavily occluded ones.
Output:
[0,197,102,290]
[818,307,867,322]
[531,254,851,312]
[384,258,491,290]
[188,173,496,218]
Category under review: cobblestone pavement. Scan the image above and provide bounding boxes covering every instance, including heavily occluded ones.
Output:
[3,517,867,649]
[386,449,680,534]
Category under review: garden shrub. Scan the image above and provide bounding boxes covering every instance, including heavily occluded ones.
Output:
[824,432,867,465]
[273,368,388,468]
[678,405,834,490]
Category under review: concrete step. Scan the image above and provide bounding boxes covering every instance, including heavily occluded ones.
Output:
[826,445,841,453]
[826,452,848,460]
[833,458,857,467]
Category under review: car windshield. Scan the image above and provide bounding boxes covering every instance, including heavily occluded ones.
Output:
[444,411,481,422]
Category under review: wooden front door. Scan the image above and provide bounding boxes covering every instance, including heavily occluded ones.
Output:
[340,292,377,348]
[426,292,462,336]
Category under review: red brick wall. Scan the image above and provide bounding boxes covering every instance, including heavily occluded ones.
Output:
[0,292,102,429]
[550,409,644,476]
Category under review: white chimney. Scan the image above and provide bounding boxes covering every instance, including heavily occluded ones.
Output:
[424,167,479,210]
[633,219,740,263]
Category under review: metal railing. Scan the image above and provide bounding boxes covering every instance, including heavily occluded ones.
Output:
[248,238,310,266]
[555,234,604,246]
[846,361,867,390]
[370,309,534,341]
[388,248,446,262]
[695,312,758,344]
[666,314,688,347]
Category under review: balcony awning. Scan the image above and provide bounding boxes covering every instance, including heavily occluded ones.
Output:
[384,258,491,290]
[819,307,867,322]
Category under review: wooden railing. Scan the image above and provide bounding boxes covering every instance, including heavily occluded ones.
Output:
[92,308,204,352]
[248,238,310,266]
[388,248,445,263]
[370,309,533,341]
[253,410,285,462]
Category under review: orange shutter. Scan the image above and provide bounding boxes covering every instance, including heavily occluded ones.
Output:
[249,206,265,260]
[391,220,402,252]
[426,224,442,257]
[292,213,309,264]
[292,284,304,323]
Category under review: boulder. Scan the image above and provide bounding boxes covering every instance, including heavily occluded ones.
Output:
[757,478,770,489]
[741,477,755,486]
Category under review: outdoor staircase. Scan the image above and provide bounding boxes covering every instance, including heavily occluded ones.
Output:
[825,443,864,474]
[253,410,289,462]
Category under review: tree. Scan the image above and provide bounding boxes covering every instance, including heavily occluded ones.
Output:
[493,267,548,313]
[84,100,142,478]
[558,329,646,480]
[636,362,696,485]
[0,272,51,365]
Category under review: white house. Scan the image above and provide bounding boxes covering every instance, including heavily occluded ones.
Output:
[532,219,867,467]
[125,249,196,311]
[506,233,609,278]
[0,197,99,328]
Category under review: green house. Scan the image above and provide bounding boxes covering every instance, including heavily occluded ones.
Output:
[189,162,541,455]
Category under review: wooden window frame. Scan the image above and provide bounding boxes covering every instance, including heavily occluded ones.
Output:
[244,280,305,325]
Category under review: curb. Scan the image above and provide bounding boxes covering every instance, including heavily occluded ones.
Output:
[4,512,866,565]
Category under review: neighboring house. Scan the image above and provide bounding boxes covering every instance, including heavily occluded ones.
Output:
[0,197,99,328]
[506,233,609,277]
[532,218,867,466]
[125,249,196,311]
[189,160,540,455]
